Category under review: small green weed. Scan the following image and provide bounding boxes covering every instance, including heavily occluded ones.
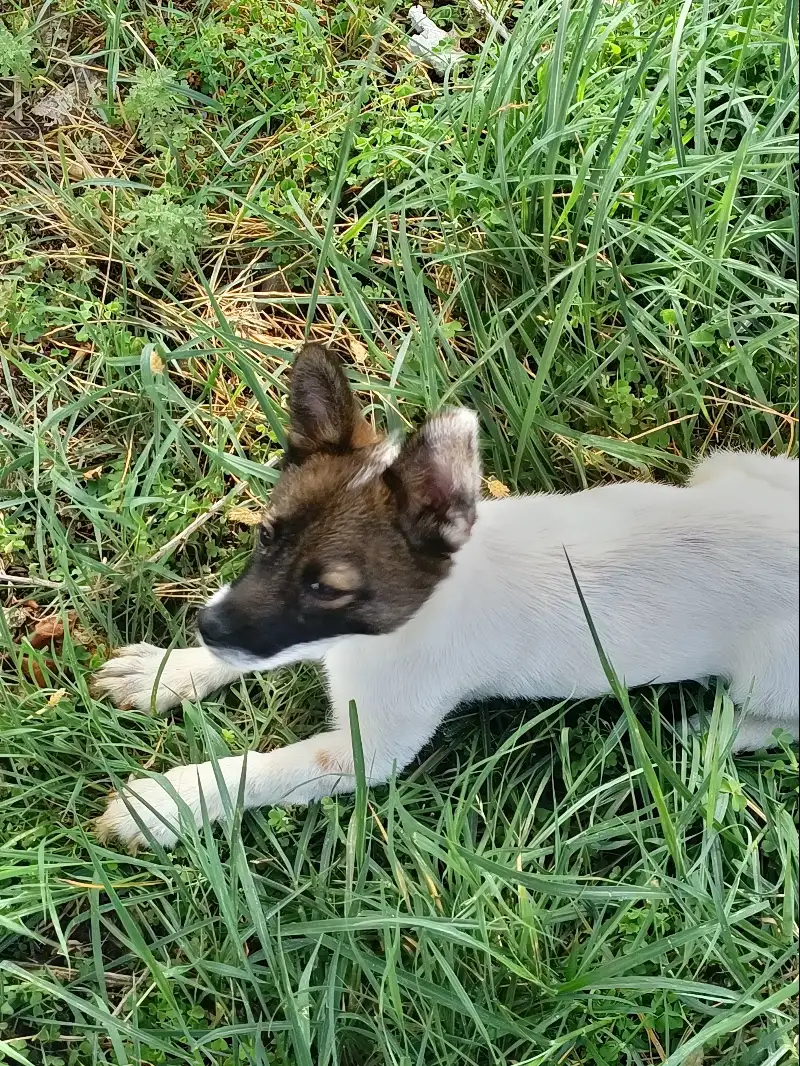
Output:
[120,190,209,281]
[0,20,33,83]
[123,66,194,151]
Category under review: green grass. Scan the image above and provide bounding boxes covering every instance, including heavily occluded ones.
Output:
[0,0,798,1060]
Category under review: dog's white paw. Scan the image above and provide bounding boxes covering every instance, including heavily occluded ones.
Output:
[92,643,220,713]
[94,764,210,851]
[91,643,178,713]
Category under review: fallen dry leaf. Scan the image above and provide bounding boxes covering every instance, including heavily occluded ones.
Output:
[30,73,101,128]
[31,83,81,127]
[83,465,104,481]
[22,657,56,687]
[27,611,77,650]
[2,605,29,630]
[47,688,68,706]
[70,623,95,649]
[227,506,262,527]
[30,616,66,650]
[350,338,369,366]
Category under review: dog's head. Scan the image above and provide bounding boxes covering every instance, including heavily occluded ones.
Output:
[197,344,481,668]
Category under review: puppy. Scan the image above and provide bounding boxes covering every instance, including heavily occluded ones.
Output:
[93,344,799,849]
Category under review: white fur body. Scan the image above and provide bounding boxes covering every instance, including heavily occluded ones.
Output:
[94,451,799,849]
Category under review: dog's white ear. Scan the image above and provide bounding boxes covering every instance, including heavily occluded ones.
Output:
[387,408,481,554]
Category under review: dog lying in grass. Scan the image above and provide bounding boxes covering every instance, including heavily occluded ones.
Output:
[93,344,799,850]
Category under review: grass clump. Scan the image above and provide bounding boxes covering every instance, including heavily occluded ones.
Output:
[0,0,797,1061]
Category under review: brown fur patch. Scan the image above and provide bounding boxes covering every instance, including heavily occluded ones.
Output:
[350,416,380,449]
[316,750,352,775]
[93,807,116,845]
[319,562,362,592]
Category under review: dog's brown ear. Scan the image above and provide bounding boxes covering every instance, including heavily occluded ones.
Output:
[386,408,481,555]
[287,344,378,462]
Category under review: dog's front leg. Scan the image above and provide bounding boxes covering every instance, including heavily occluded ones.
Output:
[94,699,438,851]
[92,644,247,713]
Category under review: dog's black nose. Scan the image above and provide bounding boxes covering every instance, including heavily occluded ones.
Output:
[197,606,232,648]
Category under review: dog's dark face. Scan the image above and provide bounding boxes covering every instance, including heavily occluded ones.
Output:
[197,344,481,668]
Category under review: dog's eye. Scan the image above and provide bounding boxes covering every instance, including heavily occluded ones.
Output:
[308,580,345,602]
[305,564,360,604]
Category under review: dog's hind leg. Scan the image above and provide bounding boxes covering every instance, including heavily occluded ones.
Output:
[92,644,246,714]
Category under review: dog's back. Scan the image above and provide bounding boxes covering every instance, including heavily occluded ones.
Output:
[690,450,799,495]
[412,453,799,742]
